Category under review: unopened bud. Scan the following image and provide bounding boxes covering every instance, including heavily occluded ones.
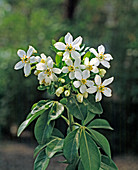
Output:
[83,92,88,99]
[64,90,70,97]
[55,87,64,97]
[76,93,83,103]
[57,52,63,57]
[34,70,40,76]
[58,78,65,83]
[99,69,106,77]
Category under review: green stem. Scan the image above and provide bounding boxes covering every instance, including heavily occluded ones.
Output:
[67,108,75,131]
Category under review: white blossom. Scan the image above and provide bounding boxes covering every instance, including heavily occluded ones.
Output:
[87,75,114,102]
[14,46,37,77]
[73,70,94,94]
[89,45,113,68]
[84,57,99,74]
[54,32,82,61]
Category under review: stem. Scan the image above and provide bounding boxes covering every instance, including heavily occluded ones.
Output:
[67,108,75,131]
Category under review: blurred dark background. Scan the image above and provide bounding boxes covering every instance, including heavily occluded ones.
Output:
[0,0,138,169]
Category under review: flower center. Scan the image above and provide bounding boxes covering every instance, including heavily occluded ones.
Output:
[44,68,52,76]
[41,59,45,63]
[66,44,74,52]
[68,65,75,72]
[86,65,93,71]
[98,85,105,92]
[21,55,29,63]
[98,53,105,60]
[81,79,87,84]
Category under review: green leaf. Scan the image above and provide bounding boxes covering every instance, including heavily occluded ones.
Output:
[83,111,95,125]
[46,137,64,158]
[34,110,55,144]
[88,119,113,130]
[101,155,118,170]
[60,98,67,105]
[83,95,103,114]
[48,102,64,124]
[66,96,87,120]
[52,128,64,138]
[83,51,91,60]
[34,150,49,170]
[78,160,85,170]
[52,39,56,45]
[37,85,47,91]
[55,54,62,66]
[63,129,80,163]
[59,36,65,42]
[88,129,111,158]
[34,144,47,158]
[66,157,80,170]
[80,129,101,170]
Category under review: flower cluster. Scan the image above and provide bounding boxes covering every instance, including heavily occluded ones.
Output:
[14,32,114,102]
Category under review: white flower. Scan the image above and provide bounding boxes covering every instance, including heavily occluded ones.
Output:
[62,58,84,80]
[89,45,113,68]
[54,32,82,61]
[37,54,61,86]
[73,70,94,94]
[14,46,37,76]
[87,75,114,102]
[84,57,99,74]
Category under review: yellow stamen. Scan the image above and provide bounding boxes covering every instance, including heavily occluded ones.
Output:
[68,65,75,72]
[44,68,52,76]
[98,85,105,92]
[41,59,45,63]
[86,65,93,71]
[81,79,87,84]
[65,43,75,52]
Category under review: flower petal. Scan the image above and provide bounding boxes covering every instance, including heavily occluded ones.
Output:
[75,70,82,80]
[17,50,26,58]
[96,91,102,102]
[95,75,101,85]
[92,66,99,73]
[72,36,82,46]
[98,45,105,54]
[65,32,73,44]
[102,77,114,86]
[101,60,110,68]
[27,46,33,57]
[24,63,31,76]
[30,56,36,63]
[73,81,81,88]
[89,48,98,57]
[47,60,53,68]
[82,70,90,79]
[62,66,69,73]
[84,57,89,65]
[69,72,75,79]
[86,80,94,87]
[41,53,47,60]
[36,63,47,70]
[103,87,112,97]
[51,73,58,81]
[62,51,70,61]
[80,84,87,94]
[104,54,113,61]
[74,58,81,67]
[90,58,99,66]
[87,86,97,94]
[54,42,66,50]
[65,59,73,66]
[71,51,81,60]
[14,61,24,70]
[52,68,61,74]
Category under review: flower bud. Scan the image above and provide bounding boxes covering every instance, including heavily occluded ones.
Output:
[83,92,88,99]
[76,93,83,103]
[34,70,40,76]
[64,90,70,97]
[55,87,64,97]
[99,69,106,77]
[57,52,63,57]
[58,78,65,83]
